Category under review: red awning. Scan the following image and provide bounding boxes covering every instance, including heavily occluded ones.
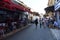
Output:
[9,0,26,11]
[3,0,26,11]
[0,0,30,12]
[13,4,26,11]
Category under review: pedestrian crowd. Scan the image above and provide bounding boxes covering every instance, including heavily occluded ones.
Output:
[0,16,59,38]
[34,17,59,29]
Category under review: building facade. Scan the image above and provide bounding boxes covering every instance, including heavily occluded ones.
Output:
[55,0,60,26]
[44,0,55,18]
[48,0,55,6]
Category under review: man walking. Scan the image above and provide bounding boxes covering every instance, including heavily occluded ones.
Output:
[39,18,42,28]
[35,18,38,29]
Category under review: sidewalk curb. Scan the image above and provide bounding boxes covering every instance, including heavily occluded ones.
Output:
[50,29,57,40]
[50,28,60,40]
[0,24,31,40]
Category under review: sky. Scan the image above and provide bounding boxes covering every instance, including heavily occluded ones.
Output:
[20,0,48,15]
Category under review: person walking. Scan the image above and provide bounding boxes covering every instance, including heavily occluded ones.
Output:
[39,18,42,28]
[42,17,46,28]
[35,18,38,29]
[53,19,59,28]
[42,18,45,28]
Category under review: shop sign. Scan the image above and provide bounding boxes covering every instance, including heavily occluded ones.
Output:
[55,1,60,11]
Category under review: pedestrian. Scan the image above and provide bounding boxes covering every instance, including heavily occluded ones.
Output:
[39,18,42,28]
[34,18,38,29]
[42,17,48,28]
[45,18,48,27]
[53,19,59,28]
[42,18,45,28]
[49,17,55,28]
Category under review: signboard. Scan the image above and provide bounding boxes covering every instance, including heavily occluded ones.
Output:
[55,1,60,11]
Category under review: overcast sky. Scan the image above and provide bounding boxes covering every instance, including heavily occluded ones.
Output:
[20,0,48,14]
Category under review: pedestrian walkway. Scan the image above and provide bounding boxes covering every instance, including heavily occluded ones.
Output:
[6,24,55,40]
[50,29,60,40]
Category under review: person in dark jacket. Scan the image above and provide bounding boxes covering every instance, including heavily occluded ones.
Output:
[39,18,42,28]
[35,18,38,29]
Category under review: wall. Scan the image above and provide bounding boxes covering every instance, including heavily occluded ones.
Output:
[48,0,55,6]
[55,0,60,11]
[56,11,60,26]
[55,0,60,26]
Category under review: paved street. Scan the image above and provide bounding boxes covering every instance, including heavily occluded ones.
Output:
[6,24,55,40]
[50,29,60,40]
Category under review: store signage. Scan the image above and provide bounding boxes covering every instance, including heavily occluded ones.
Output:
[55,1,60,11]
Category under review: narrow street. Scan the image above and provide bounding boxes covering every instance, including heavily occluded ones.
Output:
[6,24,55,40]
[0,0,60,40]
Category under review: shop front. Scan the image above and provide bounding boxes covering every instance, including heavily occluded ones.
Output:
[55,0,60,26]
